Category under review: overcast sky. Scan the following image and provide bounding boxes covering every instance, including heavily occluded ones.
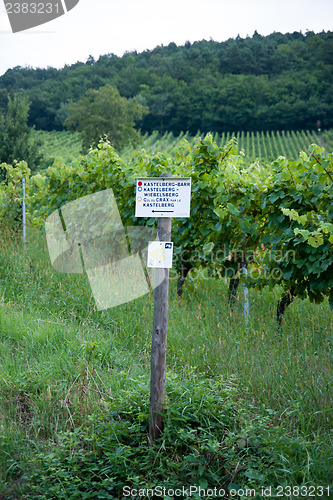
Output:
[1,0,333,77]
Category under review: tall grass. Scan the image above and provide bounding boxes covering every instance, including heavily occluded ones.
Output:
[0,227,332,496]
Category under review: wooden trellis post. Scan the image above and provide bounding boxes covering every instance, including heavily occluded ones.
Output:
[22,178,26,247]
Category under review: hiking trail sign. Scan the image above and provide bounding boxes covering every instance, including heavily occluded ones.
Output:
[135,177,191,218]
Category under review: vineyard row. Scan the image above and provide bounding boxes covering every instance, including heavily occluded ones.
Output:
[33,128,333,166]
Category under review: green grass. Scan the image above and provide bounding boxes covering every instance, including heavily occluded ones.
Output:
[0,227,332,498]
[32,129,333,168]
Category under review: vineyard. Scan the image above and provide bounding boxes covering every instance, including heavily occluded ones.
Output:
[1,131,333,329]
[31,129,82,165]
[133,129,333,162]
[0,133,332,497]
[34,128,333,165]
[2,132,332,337]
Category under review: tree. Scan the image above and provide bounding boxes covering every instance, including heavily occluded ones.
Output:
[65,84,148,151]
[0,93,43,176]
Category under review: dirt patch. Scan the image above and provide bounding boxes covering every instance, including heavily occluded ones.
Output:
[15,392,35,428]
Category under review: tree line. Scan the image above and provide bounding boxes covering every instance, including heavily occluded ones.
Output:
[0,30,333,137]
[0,31,333,134]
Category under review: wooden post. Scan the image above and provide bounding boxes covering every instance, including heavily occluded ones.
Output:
[241,262,249,324]
[22,178,26,248]
[240,207,249,323]
[149,177,172,446]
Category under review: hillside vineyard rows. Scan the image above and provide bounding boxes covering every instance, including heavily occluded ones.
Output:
[33,128,333,165]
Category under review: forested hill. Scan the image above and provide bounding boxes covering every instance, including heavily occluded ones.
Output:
[1,30,333,135]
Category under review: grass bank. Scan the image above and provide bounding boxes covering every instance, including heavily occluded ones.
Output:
[0,227,332,498]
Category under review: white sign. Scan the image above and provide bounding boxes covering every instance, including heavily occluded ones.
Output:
[135,177,191,218]
[147,241,173,268]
